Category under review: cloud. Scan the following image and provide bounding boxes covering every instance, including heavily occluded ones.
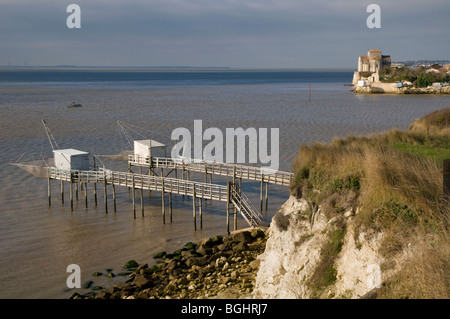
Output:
[0,0,448,67]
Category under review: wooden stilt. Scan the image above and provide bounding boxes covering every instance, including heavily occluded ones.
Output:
[75,182,78,201]
[234,206,237,231]
[70,180,73,212]
[161,177,165,224]
[265,181,269,211]
[168,193,172,223]
[61,180,64,204]
[199,197,202,229]
[132,174,136,219]
[112,184,116,212]
[140,168,144,217]
[94,182,97,206]
[84,182,88,208]
[226,182,230,234]
[104,181,108,214]
[193,187,196,230]
[260,174,264,212]
[47,173,51,207]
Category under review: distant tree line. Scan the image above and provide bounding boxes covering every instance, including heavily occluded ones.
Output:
[380,64,450,87]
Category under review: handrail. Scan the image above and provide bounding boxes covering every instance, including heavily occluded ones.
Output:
[128,155,293,185]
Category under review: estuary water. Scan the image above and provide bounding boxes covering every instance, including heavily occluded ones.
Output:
[0,68,448,298]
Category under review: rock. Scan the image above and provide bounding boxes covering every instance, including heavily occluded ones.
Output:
[217,243,229,251]
[153,251,167,259]
[136,263,148,273]
[232,231,253,244]
[251,228,265,240]
[117,271,132,276]
[92,272,102,277]
[82,280,93,289]
[166,260,178,271]
[249,259,260,270]
[184,242,197,250]
[106,272,115,278]
[92,286,103,291]
[177,277,190,286]
[215,256,228,268]
[133,274,153,289]
[185,256,208,267]
[210,235,223,246]
[124,260,139,269]
[196,244,213,256]
[232,242,248,253]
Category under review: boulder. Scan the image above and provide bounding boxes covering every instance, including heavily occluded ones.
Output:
[133,274,153,289]
[232,242,248,253]
[153,251,167,259]
[232,231,253,244]
[251,228,265,240]
[124,260,139,269]
[196,244,213,256]
[185,256,208,267]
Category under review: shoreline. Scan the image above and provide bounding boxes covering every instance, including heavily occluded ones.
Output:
[353,84,450,94]
[70,228,268,299]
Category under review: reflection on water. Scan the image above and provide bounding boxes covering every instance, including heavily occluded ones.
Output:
[0,80,448,298]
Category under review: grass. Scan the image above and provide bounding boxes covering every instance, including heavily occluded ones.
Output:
[291,107,450,298]
[309,226,346,297]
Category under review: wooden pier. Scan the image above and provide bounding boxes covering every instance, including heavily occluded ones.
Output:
[46,165,263,232]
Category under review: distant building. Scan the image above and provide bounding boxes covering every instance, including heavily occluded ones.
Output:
[353,49,391,85]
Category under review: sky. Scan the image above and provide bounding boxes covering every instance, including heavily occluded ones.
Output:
[0,0,449,68]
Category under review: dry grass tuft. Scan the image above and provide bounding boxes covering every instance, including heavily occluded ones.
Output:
[291,108,450,298]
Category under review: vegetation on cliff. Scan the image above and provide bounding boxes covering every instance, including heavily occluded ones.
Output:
[380,64,450,87]
[290,107,450,298]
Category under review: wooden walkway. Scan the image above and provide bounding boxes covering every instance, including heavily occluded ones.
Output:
[128,155,293,186]
[47,167,262,229]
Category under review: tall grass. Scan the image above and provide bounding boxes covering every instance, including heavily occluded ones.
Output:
[291,107,450,298]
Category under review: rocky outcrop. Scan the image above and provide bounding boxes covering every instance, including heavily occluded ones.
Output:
[71,229,267,299]
[253,195,394,299]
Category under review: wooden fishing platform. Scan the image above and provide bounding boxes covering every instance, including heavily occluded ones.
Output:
[45,165,263,232]
[16,119,294,233]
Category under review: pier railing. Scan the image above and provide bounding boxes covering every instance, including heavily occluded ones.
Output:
[128,155,293,186]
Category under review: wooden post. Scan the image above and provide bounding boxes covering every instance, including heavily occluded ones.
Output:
[93,157,98,205]
[265,181,269,211]
[169,192,173,223]
[75,182,78,201]
[94,181,97,206]
[444,159,450,198]
[104,181,108,214]
[112,184,116,212]
[199,196,203,229]
[47,172,51,207]
[260,174,264,212]
[234,205,237,231]
[161,177,165,224]
[140,168,144,217]
[70,179,73,212]
[193,187,197,231]
[132,174,136,219]
[226,182,230,234]
[84,182,88,208]
[61,180,64,204]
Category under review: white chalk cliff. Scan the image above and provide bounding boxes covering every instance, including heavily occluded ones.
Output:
[253,195,393,299]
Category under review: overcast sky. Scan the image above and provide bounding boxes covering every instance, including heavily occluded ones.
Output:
[1,0,449,68]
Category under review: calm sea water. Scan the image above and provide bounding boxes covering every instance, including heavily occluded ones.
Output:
[0,68,449,298]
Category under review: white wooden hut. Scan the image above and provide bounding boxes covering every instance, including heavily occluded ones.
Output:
[53,149,90,170]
